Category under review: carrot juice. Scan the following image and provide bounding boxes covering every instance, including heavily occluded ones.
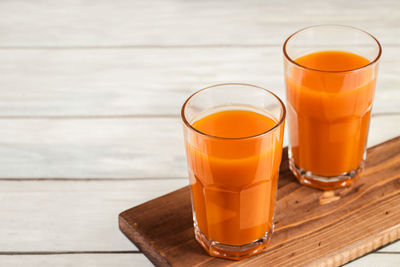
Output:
[188,109,280,245]
[181,84,286,260]
[285,50,378,189]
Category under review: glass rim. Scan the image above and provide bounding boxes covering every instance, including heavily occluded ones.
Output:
[283,24,382,73]
[181,83,286,140]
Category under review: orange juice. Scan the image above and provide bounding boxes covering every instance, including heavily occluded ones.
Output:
[185,108,283,246]
[286,51,377,185]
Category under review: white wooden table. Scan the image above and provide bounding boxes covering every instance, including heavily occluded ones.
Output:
[0,1,399,266]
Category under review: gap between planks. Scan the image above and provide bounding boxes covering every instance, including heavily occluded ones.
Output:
[0,44,399,50]
[0,114,179,120]
[0,44,280,50]
[0,177,187,182]
[0,112,397,120]
[0,251,140,255]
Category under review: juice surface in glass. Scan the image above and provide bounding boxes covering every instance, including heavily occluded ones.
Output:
[187,109,280,246]
[286,50,376,182]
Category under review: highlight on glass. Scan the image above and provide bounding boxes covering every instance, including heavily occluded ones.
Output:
[283,25,381,190]
[181,83,286,260]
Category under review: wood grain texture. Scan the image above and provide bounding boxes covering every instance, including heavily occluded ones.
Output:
[0,47,398,117]
[0,114,397,179]
[0,0,399,265]
[0,118,186,179]
[0,254,153,267]
[119,136,400,266]
[0,0,398,47]
[0,179,186,251]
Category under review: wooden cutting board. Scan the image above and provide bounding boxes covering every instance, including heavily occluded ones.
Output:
[119,136,400,267]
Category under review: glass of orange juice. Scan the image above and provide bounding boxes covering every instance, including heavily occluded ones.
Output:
[181,83,286,260]
[283,25,381,190]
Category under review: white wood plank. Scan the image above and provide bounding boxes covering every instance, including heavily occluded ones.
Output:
[0,115,398,179]
[367,114,400,147]
[380,242,400,253]
[0,254,153,267]
[0,179,186,251]
[0,47,398,117]
[344,253,400,267]
[0,0,398,46]
[1,253,399,267]
[0,118,185,178]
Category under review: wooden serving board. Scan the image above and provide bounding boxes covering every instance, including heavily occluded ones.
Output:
[119,136,400,267]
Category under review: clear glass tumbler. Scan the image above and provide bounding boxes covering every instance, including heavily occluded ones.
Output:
[283,25,381,190]
[181,83,285,260]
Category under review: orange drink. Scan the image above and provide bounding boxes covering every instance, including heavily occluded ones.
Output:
[181,84,285,260]
[284,25,381,190]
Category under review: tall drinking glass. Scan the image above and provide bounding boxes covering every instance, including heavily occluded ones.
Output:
[181,84,285,260]
[283,25,381,190]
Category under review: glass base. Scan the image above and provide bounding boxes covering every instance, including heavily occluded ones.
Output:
[194,224,273,260]
[289,158,363,190]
